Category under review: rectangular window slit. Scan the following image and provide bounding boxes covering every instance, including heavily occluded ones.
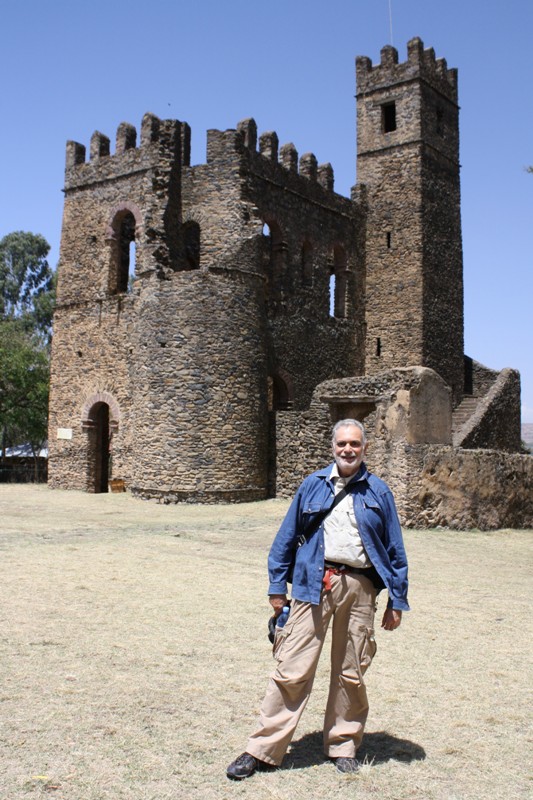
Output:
[382,102,396,133]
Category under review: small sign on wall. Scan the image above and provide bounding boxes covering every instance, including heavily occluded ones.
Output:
[57,428,73,440]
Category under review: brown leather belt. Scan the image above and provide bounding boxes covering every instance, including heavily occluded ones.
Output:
[322,561,383,592]
[323,560,371,574]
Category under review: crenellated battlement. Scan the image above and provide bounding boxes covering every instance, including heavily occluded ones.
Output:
[236,118,335,192]
[356,36,458,103]
[66,109,337,196]
[65,113,191,177]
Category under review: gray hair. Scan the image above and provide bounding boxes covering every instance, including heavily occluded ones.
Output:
[331,418,367,446]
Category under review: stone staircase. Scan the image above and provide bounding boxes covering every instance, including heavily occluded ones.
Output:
[452,396,479,441]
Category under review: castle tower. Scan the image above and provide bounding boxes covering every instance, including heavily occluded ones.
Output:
[356,37,464,403]
[48,115,269,500]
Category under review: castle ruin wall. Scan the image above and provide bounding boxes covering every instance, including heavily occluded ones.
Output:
[454,368,522,453]
[274,369,532,530]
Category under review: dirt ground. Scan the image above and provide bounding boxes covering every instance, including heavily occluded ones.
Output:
[0,484,531,800]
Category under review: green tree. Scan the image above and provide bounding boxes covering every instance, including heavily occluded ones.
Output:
[0,231,54,338]
[0,232,54,478]
[0,320,50,476]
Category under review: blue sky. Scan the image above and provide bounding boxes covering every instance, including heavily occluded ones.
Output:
[2,0,532,421]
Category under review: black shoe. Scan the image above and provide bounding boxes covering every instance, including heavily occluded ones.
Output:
[332,756,360,774]
[226,752,259,780]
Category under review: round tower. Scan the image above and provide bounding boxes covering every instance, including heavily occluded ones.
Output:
[49,114,269,500]
[128,124,269,502]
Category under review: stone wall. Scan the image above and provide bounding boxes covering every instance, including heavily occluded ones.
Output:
[416,446,533,529]
[49,115,187,492]
[48,297,135,491]
[129,267,269,502]
[236,119,366,408]
[455,368,522,453]
[470,358,498,397]
[274,367,451,495]
[274,369,532,530]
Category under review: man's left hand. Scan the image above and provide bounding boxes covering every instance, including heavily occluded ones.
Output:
[381,608,402,631]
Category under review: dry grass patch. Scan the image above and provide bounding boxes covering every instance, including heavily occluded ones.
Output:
[0,485,531,799]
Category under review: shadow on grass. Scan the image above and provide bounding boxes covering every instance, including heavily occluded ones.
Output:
[283,730,426,770]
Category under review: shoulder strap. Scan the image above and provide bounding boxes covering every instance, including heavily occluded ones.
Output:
[296,484,351,547]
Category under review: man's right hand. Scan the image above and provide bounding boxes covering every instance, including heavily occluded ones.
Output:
[269,594,288,616]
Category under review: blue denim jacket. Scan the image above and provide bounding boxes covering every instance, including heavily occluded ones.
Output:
[268,463,410,611]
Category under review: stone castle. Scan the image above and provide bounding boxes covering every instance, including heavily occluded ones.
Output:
[48,38,533,529]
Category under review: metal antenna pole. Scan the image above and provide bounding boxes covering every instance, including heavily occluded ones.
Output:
[388,0,394,45]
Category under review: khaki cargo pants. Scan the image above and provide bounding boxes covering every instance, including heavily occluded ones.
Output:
[247,571,377,766]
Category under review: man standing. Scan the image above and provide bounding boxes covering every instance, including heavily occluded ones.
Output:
[227,419,409,778]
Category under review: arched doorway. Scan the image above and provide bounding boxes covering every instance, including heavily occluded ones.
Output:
[267,370,294,497]
[87,403,110,494]
[95,404,110,492]
[81,392,121,494]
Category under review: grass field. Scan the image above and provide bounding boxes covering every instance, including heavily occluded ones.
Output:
[0,484,531,800]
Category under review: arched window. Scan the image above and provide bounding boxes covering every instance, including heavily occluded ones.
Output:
[329,245,348,318]
[109,209,137,294]
[267,371,293,411]
[329,271,336,317]
[128,240,136,290]
[262,219,285,301]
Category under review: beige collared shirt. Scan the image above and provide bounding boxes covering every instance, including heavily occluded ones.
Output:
[323,465,371,568]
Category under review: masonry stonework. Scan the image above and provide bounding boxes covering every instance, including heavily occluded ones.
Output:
[48,38,531,528]
[356,39,464,403]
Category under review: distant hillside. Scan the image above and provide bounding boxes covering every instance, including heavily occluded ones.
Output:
[522,424,533,453]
